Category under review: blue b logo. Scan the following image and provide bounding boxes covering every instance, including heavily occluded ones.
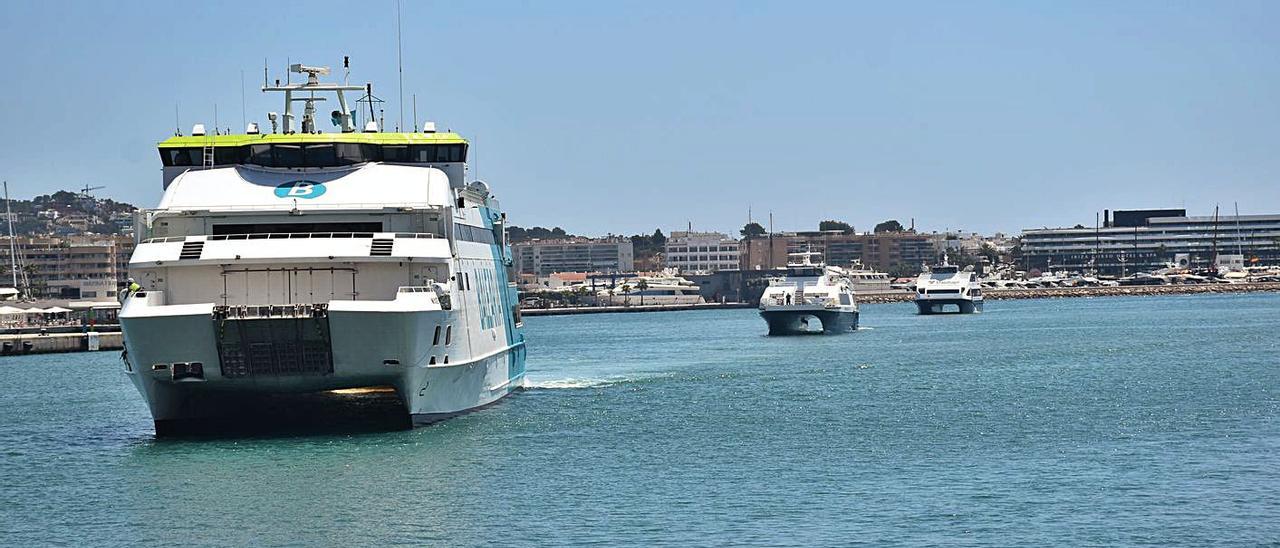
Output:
[275,180,326,199]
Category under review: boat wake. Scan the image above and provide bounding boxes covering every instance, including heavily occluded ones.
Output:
[525,377,619,390]
[525,374,662,390]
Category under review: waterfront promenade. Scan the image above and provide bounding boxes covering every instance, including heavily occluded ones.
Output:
[524,282,1280,315]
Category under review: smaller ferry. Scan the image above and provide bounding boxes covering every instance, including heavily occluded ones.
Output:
[759,252,859,335]
[914,255,983,314]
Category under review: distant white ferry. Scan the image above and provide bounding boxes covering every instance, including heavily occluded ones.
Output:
[597,271,704,305]
[120,63,526,435]
[845,261,892,294]
[914,255,983,314]
[758,252,859,335]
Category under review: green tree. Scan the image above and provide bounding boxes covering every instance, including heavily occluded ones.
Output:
[740,222,767,239]
[635,279,649,306]
[978,243,1001,266]
[619,283,632,306]
[651,229,666,247]
[887,263,920,278]
[874,219,905,233]
[818,220,854,234]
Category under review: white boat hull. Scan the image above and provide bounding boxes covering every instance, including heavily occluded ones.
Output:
[121,304,526,435]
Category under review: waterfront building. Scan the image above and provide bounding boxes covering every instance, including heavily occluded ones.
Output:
[2,235,133,299]
[1020,208,1280,274]
[513,237,634,276]
[663,231,740,273]
[738,231,932,272]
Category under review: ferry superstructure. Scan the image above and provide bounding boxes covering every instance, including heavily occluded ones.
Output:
[120,64,525,434]
[758,253,859,335]
[913,256,983,314]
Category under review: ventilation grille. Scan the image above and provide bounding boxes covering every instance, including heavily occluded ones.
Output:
[179,241,205,260]
[370,239,394,256]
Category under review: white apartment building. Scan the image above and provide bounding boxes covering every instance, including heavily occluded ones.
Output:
[664,231,741,273]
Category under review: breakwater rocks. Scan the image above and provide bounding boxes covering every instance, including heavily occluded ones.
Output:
[856,282,1280,305]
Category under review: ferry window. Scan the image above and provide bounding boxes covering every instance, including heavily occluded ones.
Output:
[161,147,202,167]
[432,325,441,345]
[273,144,303,166]
[212,222,382,235]
[335,143,373,165]
[383,145,409,162]
[445,325,453,346]
[248,144,274,165]
[303,144,337,167]
[840,294,852,305]
[213,147,241,165]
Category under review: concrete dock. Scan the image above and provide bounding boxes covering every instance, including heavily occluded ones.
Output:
[0,327,123,356]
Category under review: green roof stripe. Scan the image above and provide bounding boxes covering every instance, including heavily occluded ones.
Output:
[158,132,468,148]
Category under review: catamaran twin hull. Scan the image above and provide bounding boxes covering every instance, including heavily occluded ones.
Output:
[759,307,859,335]
[914,298,983,314]
[121,296,526,435]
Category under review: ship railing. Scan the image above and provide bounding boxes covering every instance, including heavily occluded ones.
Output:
[213,303,329,320]
[142,232,442,244]
[146,202,443,213]
[397,284,452,310]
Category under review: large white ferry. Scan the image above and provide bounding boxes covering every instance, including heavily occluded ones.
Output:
[758,253,859,335]
[120,64,526,435]
[913,255,983,314]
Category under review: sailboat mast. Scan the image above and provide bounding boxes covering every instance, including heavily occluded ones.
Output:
[3,181,18,293]
[1210,204,1220,270]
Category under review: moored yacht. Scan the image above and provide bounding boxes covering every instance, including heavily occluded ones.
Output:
[596,271,704,305]
[759,252,859,335]
[914,255,983,314]
[119,63,526,435]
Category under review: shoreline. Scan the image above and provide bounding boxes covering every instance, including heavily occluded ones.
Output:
[523,282,1280,315]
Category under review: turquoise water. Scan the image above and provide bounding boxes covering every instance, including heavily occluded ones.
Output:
[2,293,1278,546]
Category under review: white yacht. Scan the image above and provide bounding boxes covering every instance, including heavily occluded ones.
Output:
[758,253,859,335]
[845,261,893,294]
[914,255,983,314]
[120,63,526,435]
[596,271,704,305]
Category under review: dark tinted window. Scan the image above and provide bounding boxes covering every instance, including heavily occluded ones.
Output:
[160,147,203,167]
[383,145,409,162]
[212,222,383,235]
[273,144,303,166]
[303,144,337,167]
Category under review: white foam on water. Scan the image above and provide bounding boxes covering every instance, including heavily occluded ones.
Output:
[524,372,669,390]
[524,377,617,390]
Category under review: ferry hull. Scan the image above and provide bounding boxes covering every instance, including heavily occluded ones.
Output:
[121,307,525,436]
[915,298,983,315]
[760,309,858,335]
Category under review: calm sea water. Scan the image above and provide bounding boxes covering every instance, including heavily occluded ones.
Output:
[1,293,1278,546]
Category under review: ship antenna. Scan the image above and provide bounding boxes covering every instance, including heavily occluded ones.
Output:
[396,0,405,132]
[240,69,247,131]
[412,94,418,133]
[174,103,181,136]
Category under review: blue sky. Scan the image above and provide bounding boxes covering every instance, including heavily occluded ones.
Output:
[1,1,1278,236]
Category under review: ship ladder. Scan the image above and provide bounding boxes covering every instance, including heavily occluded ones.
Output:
[201,143,215,169]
